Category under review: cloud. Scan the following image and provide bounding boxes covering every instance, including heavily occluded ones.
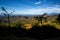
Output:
[54,5,60,7]
[15,7,60,15]
[35,1,42,5]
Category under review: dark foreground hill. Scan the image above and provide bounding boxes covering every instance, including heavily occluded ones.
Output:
[0,25,60,40]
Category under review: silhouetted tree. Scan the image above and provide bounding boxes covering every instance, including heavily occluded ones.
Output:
[1,7,15,27]
[56,14,60,24]
[34,16,43,26]
[0,19,2,23]
[39,16,43,25]
[38,13,47,26]
[43,13,48,22]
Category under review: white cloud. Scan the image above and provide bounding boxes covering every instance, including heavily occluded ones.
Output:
[15,7,60,15]
[35,1,42,5]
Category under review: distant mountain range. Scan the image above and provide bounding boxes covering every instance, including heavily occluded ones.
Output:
[47,13,60,16]
[0,13,60,17]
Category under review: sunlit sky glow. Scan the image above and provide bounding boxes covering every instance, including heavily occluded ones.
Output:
[0,0,60,15]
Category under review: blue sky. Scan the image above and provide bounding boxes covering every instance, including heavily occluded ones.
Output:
[0,0,60,15]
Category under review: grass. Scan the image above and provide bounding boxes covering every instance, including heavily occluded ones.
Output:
[0,16,60,30]
[42,21,60,30]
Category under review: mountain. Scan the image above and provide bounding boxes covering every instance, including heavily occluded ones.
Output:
[47,13,60,16]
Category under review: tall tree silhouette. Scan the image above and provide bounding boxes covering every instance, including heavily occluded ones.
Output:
[39,13,48,26]
[34,13,48,26]
[1,7,15,27]
[39,16,43,26]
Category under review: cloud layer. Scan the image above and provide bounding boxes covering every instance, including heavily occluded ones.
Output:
[14,7,60,15]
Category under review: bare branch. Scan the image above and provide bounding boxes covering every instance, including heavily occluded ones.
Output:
[1,7,8,13]
[2,13,7,16]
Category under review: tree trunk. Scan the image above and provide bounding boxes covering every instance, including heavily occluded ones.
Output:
[8,14,10,27]
[41,18,42,26]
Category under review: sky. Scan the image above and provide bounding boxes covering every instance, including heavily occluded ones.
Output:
[0,0,60,15]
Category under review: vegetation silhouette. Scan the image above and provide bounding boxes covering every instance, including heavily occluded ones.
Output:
[34,13,48,26]
[40,25,60,38]
[1,7,15,27]
[43,13,48,22]
[57,14,60,24]
[0,23,60,39]
[14,23,28,37]
[0,19,2,23]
